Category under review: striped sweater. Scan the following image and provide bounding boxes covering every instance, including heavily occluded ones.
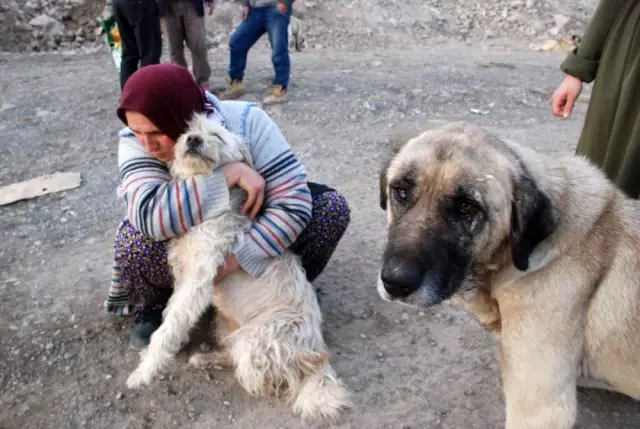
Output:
[115,92,313,277]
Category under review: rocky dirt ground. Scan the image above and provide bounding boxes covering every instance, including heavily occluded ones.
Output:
[1,0,639,428]
[2,40,640,429]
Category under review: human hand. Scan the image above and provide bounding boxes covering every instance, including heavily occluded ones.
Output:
[214,254,240,284]
[223,162,265,220]
[551,74,583,118]
[160,18,168,40]
[242,5,249,20]
[276,2,287,15]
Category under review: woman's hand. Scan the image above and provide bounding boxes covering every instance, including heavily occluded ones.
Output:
[552,74,583,118]
[214,254,241,284]
[223,162,265,220]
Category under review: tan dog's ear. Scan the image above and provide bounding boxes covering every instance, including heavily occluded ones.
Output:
[378,130,416,211]
[379,160,390,211]
[509,173,557,271]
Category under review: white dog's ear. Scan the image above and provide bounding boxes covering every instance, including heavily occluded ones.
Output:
[191,112,211,132]
[202,117,227,138]
[215,126,253,168]
[237,141,254,168]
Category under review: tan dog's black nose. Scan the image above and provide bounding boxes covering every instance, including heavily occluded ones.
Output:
[380,261,422,298]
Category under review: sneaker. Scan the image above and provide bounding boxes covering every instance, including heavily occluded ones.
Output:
[130,309,163,350]
[219,79,246,100]
[263,84,288,105]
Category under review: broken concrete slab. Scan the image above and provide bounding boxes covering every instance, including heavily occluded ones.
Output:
[0,172,81,206]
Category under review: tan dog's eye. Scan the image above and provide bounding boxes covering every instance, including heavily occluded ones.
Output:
[394,187,408,203]
[459,202,473,214]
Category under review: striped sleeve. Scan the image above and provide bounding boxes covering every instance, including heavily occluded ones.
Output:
[232,106,313,277]
[117,136,231,241]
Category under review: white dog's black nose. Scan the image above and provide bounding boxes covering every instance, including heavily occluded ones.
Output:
[380,262,422,298]
[186,135,203,150]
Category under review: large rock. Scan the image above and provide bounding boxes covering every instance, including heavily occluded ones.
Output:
[553,14,571,31]
[29,14,65,38]
[0,0,34,52]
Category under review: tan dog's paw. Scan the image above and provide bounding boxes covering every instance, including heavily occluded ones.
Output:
[188,350,233,369]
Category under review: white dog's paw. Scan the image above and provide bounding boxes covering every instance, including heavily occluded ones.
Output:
[126,368,151,389]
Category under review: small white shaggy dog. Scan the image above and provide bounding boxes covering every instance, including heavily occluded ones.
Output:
[288,16,305,52]
[125,113,351,421]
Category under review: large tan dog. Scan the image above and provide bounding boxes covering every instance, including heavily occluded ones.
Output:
[376,122,640,429]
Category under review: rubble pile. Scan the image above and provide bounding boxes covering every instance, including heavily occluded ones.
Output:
[0,0,598,53]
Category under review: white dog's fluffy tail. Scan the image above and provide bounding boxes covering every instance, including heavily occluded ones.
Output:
[293,361,352,422]
[228,323,351,421]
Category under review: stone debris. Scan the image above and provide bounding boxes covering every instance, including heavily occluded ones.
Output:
[1,0,596,53]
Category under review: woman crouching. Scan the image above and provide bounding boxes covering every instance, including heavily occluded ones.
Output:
[104,63,351,348]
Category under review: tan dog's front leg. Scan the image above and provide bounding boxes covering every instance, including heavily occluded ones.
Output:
[503,382,577,429]
[499,312,581,429]
[451,287,501,336]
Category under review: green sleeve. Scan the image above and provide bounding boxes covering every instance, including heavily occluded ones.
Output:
[560,0,628,83]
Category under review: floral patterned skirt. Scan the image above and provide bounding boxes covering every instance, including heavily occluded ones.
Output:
[105,184,351,315]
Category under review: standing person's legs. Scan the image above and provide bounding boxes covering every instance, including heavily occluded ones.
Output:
[182,1,212,88]
[134,0,163,68]
[220,8,266,99]
[164,1,189,69]
[289,183,351,283]
[112,0,140,90]
[263,5,290,104]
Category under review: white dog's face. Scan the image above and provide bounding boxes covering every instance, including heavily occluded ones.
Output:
[172,113,251,179]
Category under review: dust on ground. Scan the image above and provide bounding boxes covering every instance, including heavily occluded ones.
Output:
[1,36,639,429]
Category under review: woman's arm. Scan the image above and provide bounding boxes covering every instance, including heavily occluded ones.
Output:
[560,0,628,82]
[117,133,231,241]
[231,106,313,278]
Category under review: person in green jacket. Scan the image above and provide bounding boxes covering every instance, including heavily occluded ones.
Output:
[551,0,640,198]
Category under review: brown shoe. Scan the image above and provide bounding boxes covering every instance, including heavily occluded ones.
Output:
[263,84,288,105]
[219,79,246,100]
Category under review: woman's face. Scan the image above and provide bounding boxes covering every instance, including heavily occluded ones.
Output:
[125,111,176,162]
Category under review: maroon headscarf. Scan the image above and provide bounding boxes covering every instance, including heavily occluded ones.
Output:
[116,63,206,142]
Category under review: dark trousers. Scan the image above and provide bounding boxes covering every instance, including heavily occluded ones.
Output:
[163,0,211,86]
[112,0,163,90]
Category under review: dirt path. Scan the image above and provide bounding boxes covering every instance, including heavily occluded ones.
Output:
[1,43,638,429]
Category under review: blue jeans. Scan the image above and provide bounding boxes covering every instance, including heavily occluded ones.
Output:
[228,5,291,87]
